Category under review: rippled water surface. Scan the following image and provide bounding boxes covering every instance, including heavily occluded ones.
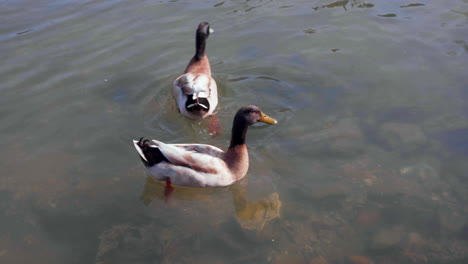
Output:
[1,0,468,263]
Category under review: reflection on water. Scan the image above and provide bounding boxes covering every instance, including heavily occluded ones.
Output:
[1,0,468,263]
[141,177,282,231]
[313,0,375,11]
[315,0,351,11]
[400,3,425,8]
[231,183,281,231]
[378,13,397,18]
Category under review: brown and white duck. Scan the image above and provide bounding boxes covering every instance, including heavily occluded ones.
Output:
[133,105,277,188]
[172,22,217,120]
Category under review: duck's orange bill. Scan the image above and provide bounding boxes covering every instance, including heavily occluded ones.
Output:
[259,112,278,125]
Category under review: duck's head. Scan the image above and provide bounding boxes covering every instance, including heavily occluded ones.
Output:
[197,22,213,40]
[235,105,278,126]
[230,105,277,147]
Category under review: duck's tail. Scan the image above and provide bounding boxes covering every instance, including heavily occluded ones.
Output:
[133,138,169,167]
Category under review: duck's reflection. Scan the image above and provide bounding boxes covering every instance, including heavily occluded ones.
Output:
[230,180,282,230]
[140,177,281,231]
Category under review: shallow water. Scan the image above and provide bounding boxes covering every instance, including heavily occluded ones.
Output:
[1,0,468,263]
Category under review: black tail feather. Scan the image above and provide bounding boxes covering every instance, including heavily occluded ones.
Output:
[185,95,210,112]
[137,137,169,167]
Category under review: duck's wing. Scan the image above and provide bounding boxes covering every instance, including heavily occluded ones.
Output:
[172,143,224,157]
[173,73,212,98]
[206,77,218,107]
[153,140,226,174]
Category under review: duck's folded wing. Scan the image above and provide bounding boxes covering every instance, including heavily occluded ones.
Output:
[173,73,211,97]
[155,141,226,173]
[172,143,224,157]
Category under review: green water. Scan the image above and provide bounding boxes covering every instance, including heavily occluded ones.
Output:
[1,0,468,263]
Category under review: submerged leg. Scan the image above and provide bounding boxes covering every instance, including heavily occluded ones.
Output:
[208,114,222,137]
[164,178,174,202]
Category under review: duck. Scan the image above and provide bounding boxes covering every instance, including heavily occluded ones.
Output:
[172,22,217,120]
[133,105,277,189]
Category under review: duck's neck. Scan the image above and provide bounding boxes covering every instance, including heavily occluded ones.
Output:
[195,33,206,61]
[229,117,248,148]
[226,118,249,180]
